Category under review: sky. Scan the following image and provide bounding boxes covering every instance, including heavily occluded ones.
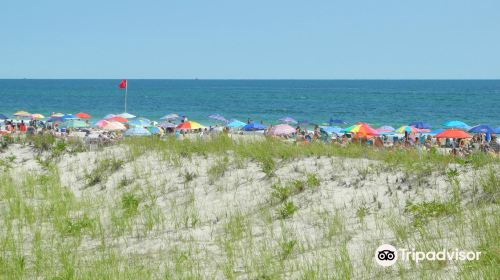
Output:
[1,0,500,79]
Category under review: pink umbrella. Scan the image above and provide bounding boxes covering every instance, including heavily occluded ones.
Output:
[269,124,296,136]
[95,120,110,128]
[103,121,127,131]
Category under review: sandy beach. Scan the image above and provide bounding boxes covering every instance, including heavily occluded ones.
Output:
[0,134,498,279]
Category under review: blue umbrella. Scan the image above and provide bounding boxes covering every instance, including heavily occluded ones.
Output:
[128,118,151,127]
[227,119,246,128]
[442,120,470,130]
[468,125,494,134]
[243,123,267,131]
[0,114,8,119]
[124,127,152,137]
[409,121,432,129]
[494,127,500,134]
[319,126,342,134]
[329,118,346,125]
[160,113,179,120]
[146,126,162,134]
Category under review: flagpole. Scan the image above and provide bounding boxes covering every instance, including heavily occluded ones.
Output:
[125,81,128,113]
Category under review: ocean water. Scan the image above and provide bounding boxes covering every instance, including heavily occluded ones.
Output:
[0,79,499,128]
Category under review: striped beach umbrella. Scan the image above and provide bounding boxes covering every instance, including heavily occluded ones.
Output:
[14,111,31,118]
[342,123,379,136]
[159,121,177,128]
[176,121,206,130]
[31,113,45,120]
[376,125,395,133]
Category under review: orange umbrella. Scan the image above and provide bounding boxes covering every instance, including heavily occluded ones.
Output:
[107,116,128,123]
[75,112,91,119]
[435,129,472,139]
[343,122,379,136]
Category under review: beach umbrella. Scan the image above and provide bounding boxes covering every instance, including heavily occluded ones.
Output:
[176,121,205,130]
[128,118,151,127]
[269,124,295,136]
[61,114,78,120]
[435,129,472,139]
[31,113,45,120]
[51,113,64,117]
[227,119,246,128]
[146,126,162,135]
[208,113,228,123]
[468,125,494,134]
[442,120,470,130]
[14,111,31,118]
[159,121,177,128]
[396,126,419,134]
[319,126,342,134]
[75,112,91,119]
[0,114,8,119]
[107,116,128,123]
[342,123,379,136]
[376,125,395,132]
[61,120,88,129]
[124,126,151,137]
[161,113,179,120]
[242,123,267,131]
[94,120,110,128]
[329,118,346,125]
[409,121,432,129]
[103,121,127,131]
[279,116,297,124]
[103,114,116,119]
[117,112,136,119]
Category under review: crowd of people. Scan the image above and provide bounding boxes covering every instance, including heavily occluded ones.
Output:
[1,117,499,157]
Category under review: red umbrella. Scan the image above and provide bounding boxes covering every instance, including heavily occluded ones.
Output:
[435,129,472,139]
[107,116,128,123]
[75,112,91,119]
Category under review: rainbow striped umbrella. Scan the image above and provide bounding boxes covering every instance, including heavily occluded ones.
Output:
[342,123,379,136]
[31,113,45,120]
[177,121,206,130]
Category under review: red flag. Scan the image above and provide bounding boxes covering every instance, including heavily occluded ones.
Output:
[118,79,127,89]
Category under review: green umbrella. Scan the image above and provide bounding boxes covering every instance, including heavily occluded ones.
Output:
[61,120,88,129]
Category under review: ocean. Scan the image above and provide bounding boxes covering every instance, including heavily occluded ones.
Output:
[0,79,499,127]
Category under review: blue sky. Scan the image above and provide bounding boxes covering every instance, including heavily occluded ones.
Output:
[2,0,499,79]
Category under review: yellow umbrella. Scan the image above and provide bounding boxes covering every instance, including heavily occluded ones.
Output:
[13,111,31,117]
[31,113,45,119]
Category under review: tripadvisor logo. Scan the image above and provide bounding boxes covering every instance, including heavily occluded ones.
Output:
[375,244,481,267]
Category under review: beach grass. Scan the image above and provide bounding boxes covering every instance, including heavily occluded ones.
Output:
[0,133,499,279]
